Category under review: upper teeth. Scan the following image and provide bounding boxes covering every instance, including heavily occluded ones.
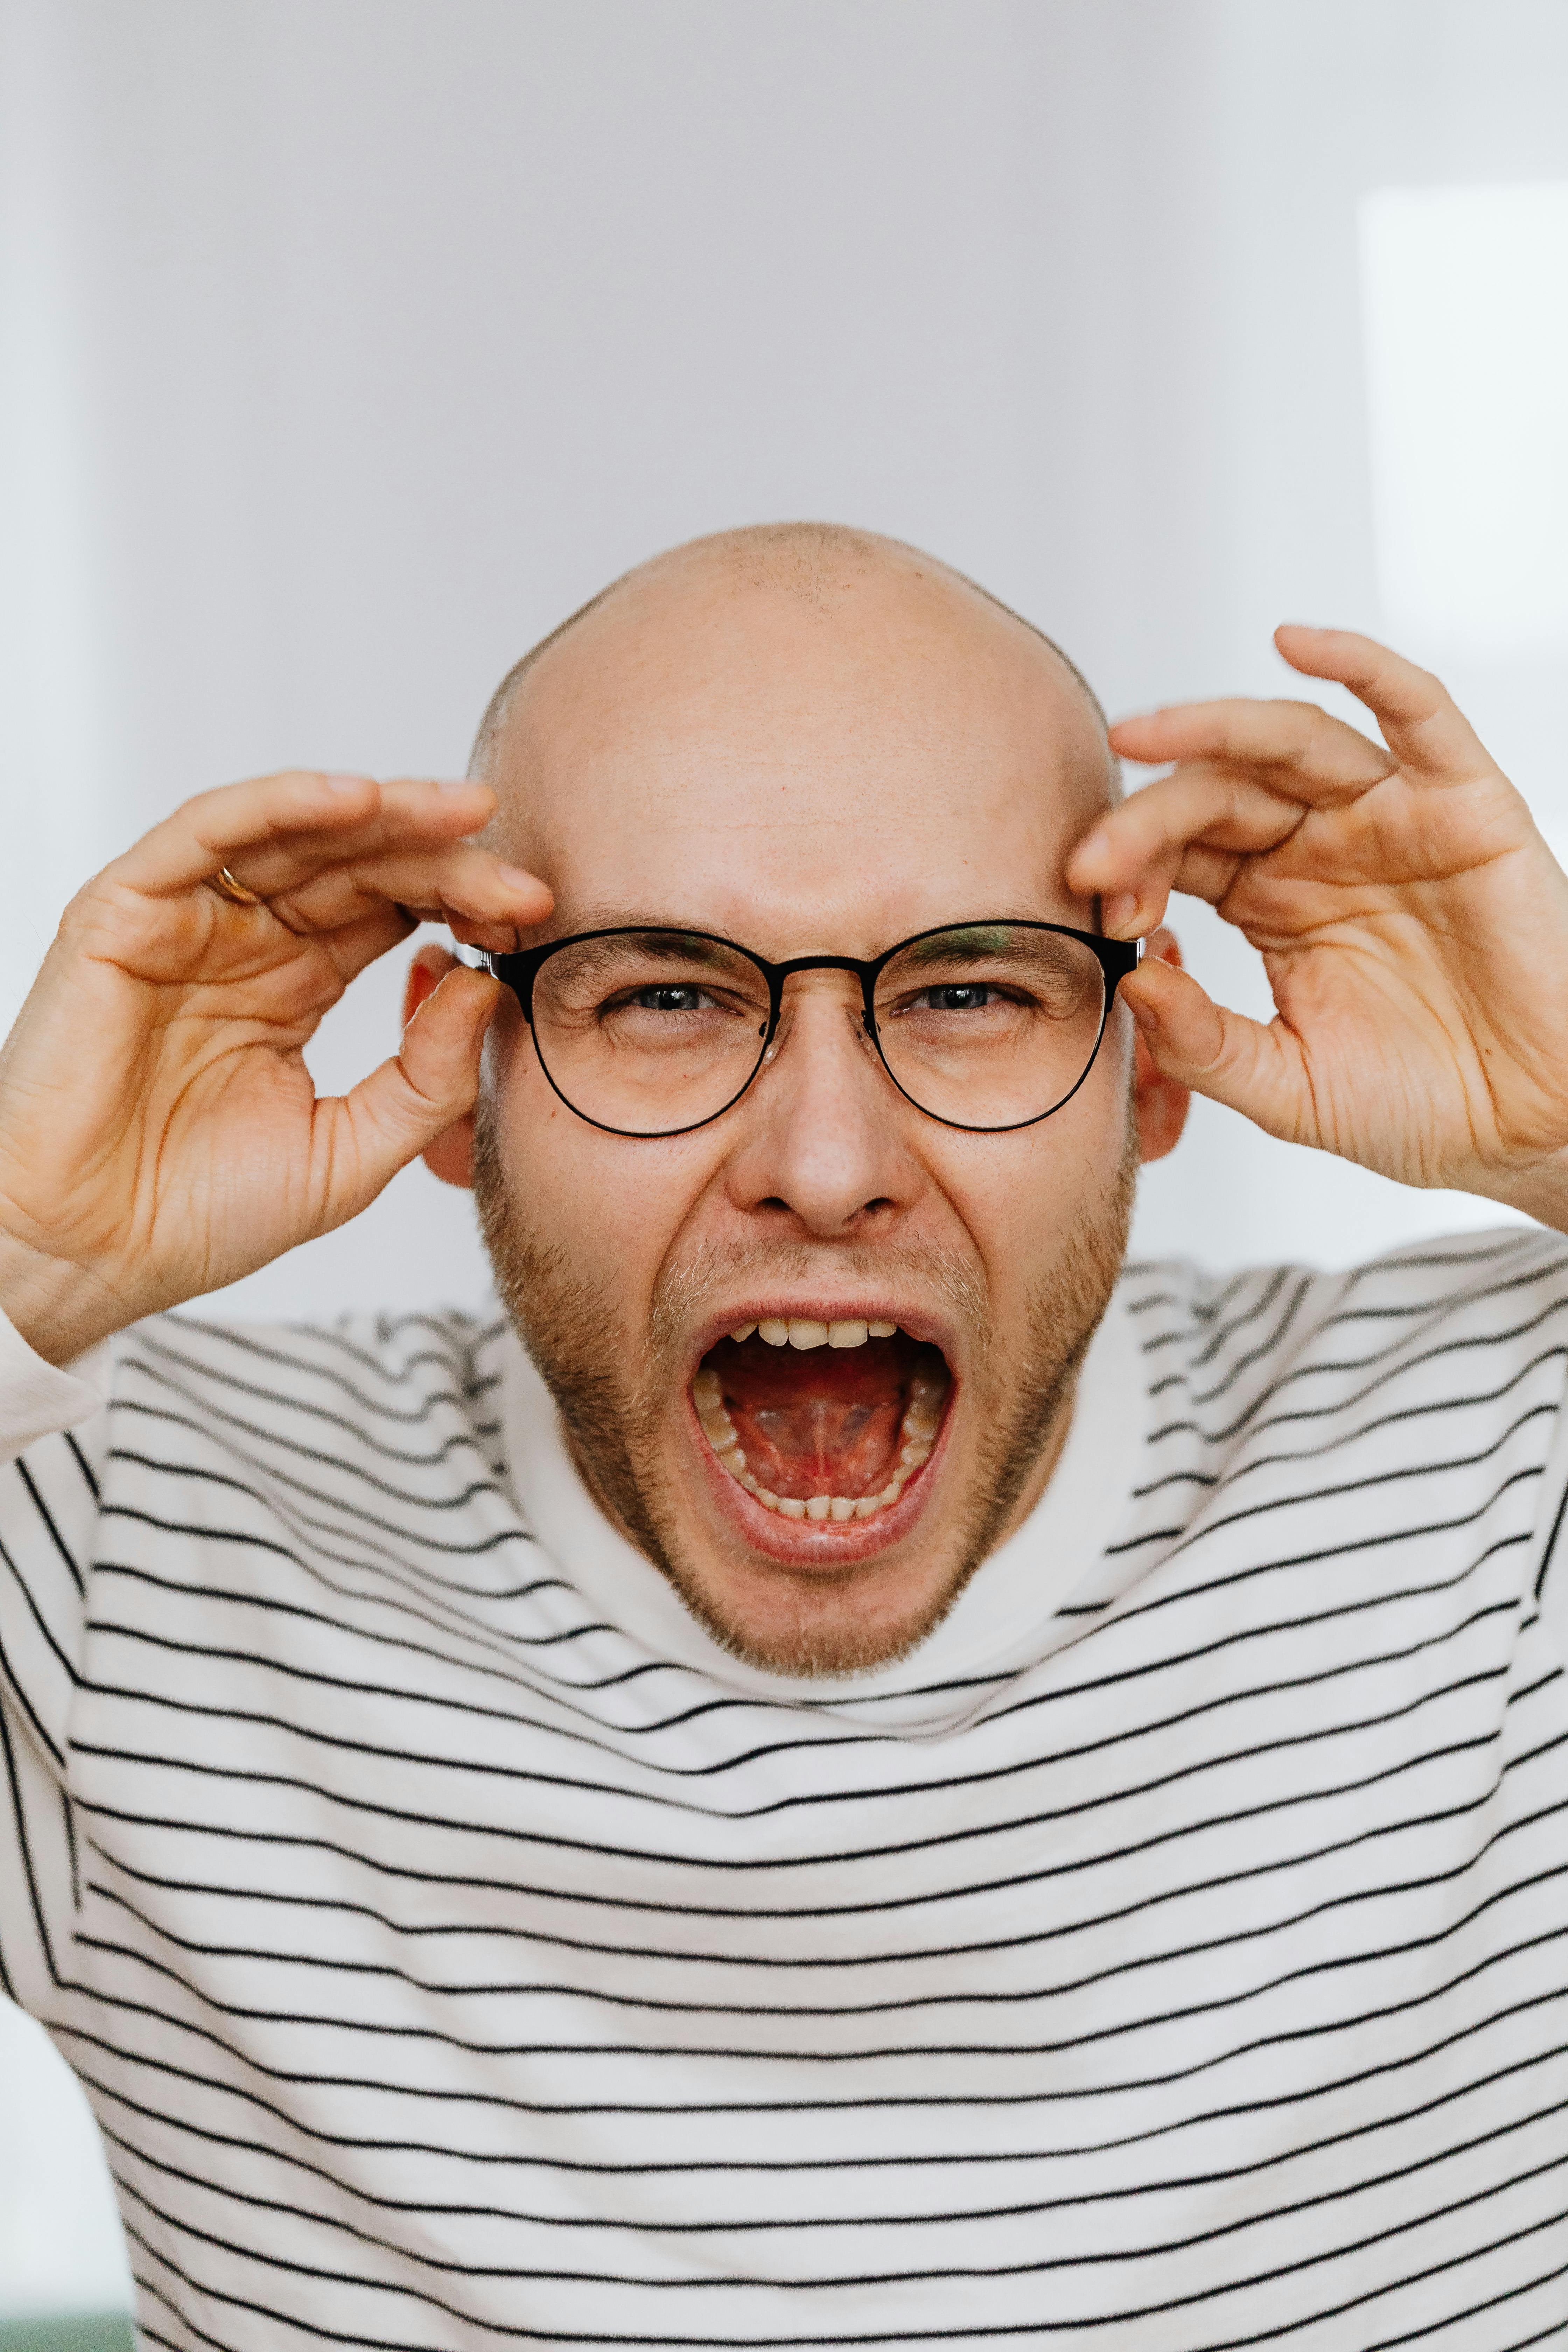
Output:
[733,1317,903,1349]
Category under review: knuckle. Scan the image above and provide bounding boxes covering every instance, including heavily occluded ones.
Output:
[58,873,130,939]
[55,883,103,943]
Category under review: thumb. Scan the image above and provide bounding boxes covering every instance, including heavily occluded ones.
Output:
[310,965,501,1228]
[1122,954,1309,1146]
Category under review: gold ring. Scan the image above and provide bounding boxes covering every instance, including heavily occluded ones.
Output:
[209,866,264,906]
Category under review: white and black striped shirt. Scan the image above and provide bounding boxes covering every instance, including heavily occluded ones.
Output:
[2,1228,1566,2351]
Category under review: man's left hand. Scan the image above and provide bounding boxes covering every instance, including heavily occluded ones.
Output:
[1066,626,1568,1231]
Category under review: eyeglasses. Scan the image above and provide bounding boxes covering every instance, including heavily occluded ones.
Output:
[481,919,1142,1139]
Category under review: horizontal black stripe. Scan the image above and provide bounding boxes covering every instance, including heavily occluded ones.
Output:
[93,2090,1568,2298]
[80,1575,1526,1814]
[74,2035,1568,2244]
[70,1820,1568,2063]
[78,1708,1561,1996]
[105,2180,1568,2344]
[48,1911,1568,2120]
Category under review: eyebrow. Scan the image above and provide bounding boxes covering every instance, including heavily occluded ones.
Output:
[901,924,1017,965]
[550,928,746,975]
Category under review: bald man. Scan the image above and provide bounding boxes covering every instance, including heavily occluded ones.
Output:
[2,525,1567,2351]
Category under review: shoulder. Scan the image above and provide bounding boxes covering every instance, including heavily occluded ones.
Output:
[105,1300,513,1465]
[1117,1225,1568,1469]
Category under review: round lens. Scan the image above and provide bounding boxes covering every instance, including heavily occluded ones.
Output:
[529,931,772,1135]
[872,923,1111,1129]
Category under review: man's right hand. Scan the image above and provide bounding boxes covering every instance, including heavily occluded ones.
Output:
[0,769,551,1365]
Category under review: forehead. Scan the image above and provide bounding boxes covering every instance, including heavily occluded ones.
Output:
[485,559,1111,957]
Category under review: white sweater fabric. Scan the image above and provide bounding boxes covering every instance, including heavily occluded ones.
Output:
[1,1230,1566,2351]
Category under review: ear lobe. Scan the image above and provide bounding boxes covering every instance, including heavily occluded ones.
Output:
[1131,928,1190,1165]
[402,945,478,1190]
[421,1114,477,1189]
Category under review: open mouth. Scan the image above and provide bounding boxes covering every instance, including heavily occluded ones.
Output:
[692,1318,951,1524]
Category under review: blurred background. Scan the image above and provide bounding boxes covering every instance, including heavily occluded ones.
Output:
[1,0,1566,2337]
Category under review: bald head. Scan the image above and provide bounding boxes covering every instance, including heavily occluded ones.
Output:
[469,523,1119,962]
[471,523,1113,792]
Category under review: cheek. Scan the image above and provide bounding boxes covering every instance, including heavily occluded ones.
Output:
[485,1024,723,1295]
[932,1057,1133,1287]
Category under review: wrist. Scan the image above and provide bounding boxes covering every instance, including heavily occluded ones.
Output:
[1460,1142,1568,1238]
[0,1230,138,1366]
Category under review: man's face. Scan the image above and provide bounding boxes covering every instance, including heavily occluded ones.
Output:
[451,545,1173,1675]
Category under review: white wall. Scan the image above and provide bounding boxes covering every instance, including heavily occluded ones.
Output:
[2,0,1567,2320]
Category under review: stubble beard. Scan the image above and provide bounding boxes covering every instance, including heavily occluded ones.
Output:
[471,1101,1136,1677]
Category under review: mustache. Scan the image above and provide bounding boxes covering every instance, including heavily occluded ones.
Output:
[646,1237,989,1366]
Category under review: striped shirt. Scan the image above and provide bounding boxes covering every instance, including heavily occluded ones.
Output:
[1,1227,1566,2352]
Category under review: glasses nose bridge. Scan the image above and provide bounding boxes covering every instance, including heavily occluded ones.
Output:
[757,959,882,1083]
[771,951,875,1009]
[767,953,877,1039]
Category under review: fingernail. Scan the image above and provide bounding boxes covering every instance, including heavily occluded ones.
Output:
[1129,995,1158,1032]
[324,772,370,793]
[439,777,483,794]
[497,863,539,894]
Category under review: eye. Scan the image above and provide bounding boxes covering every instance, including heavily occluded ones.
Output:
[916,983,998,1012]
[629,984,716,1013]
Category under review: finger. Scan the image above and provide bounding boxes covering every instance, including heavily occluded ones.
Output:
[112,772,494,898]
[1108,696,1394,796]
[309,965,500,1225]
[266,841,551,943]
[1120,953,1310,1143]
[214,775,508,898]
[315,904,422,988]
[1067,766,1305,919]
[1100,841,1255,941]
[1272,625,1496,782]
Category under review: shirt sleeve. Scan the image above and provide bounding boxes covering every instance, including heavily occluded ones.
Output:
[0,1308,109,1784]
[0,1311,109,2015]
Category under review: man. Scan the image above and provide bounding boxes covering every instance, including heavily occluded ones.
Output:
[0,523,1564,2350]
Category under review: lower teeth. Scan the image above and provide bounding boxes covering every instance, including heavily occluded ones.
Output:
[692,1366,941,1520]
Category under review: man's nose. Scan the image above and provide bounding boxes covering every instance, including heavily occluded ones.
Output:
[722,985,924,1237]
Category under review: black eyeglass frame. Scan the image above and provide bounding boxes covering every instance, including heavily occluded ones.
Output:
[481,920,1144,1139]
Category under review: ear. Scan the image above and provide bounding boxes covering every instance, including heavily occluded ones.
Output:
[403,945,478,1189]
[1131,927,1190,1164]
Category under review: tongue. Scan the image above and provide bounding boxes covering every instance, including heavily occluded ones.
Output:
[704,1333,942,1502]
